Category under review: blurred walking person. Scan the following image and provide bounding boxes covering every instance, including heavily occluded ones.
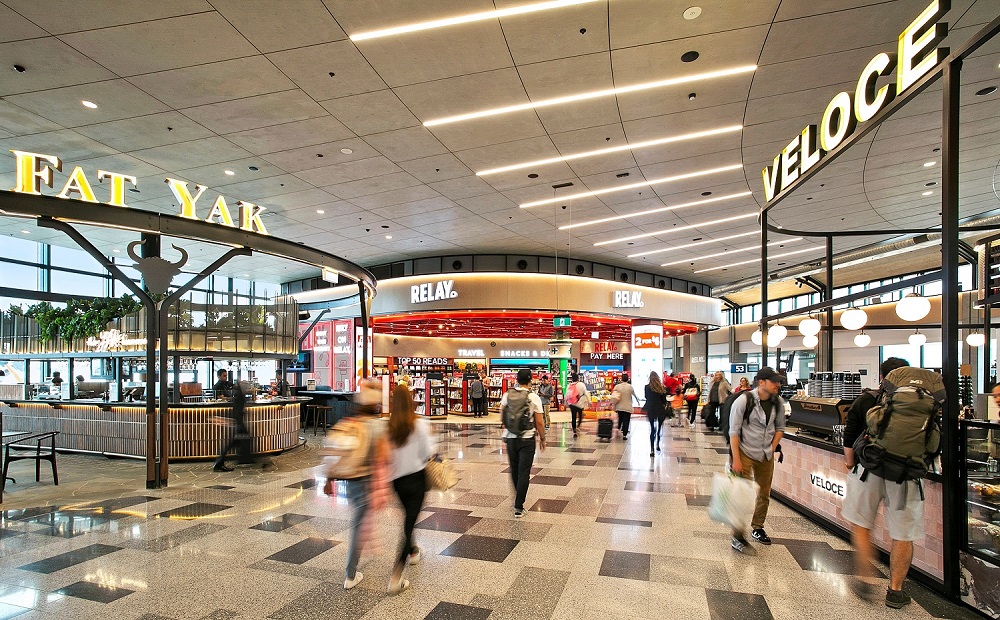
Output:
[567,373,589,437]
[387,383,435,594]
[645,372,669,456]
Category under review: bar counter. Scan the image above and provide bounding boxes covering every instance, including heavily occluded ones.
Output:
[0,398,308,460]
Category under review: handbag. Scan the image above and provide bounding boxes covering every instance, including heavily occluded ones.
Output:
[707,472,758,532]
[426,456,458,490]
[684,387,699,401]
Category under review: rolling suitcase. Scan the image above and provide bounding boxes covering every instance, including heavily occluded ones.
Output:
[597,414,613,442]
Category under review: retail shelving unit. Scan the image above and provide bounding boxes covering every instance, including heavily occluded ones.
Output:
[447,377,471,415]
[427,379,448,418]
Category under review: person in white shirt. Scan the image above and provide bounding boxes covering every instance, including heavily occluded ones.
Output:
[387,383,436,594]
[500,369,545,517]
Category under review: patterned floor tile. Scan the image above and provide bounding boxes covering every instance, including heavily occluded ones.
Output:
[530,476,571,486]
[595,517,652,527]
[264,536,338,564]
[599,550,650,581]
[417,512,482,534]
[441,534,519,563]
[528,499,568,514]
[424,601,493,620]
[454,493,508,508]
[154,502,231,520]
[54,580,134,603]
[250,513,314,532]
[18,543,122,574]
[572,460,598,466]
[705,589,773,620]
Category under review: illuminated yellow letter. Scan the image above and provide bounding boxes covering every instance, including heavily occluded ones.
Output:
[761,154,781,202]
[897,0,948,93]
[165,178,208,219]
[11,150,62,194]
[855,52,897,123]
[819,92,856,152]
[238,201,268,235]
[204,195,235,227]
[57,166,98,202]
[97,170,138,207]
[779,134,801,192]
[799,125,821,174]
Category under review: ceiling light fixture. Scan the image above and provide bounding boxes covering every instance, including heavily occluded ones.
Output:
[316,209,325,214]
[224,170,235,176]
[909,330,927,346]
[561,191,751,231]
[630,230,757,258]
[895,291,931,321]
[923,161,935,167]
[840,306,868,331]
[340,148,353,154]
[521,163,742,208]
[750,329,763,346]
[386,235,392,239]
[660,238,802,266]
[350,0,602,41]
[81,100,98,109]
[798,316,821,337]
[477,125,742,176]
[692,247,816,273]
[922,190,933,196]
[854,331,871,347]
[20,230,30,234]
[424,65,757,127]
[967,331,986,347]
[597,211,756,247]
[802,334,819,348]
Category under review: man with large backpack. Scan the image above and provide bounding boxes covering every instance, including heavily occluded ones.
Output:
[729,367,786,555]
[500,369,546,518]
[842,357,943,609]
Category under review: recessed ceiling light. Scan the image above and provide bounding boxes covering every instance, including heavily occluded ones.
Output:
[340,148,353,154]
[628,230,757,258]
[316,209,325,214]
[926,181,937,187]
[923,161,935,167]
[477,125,742,176]
[350,0,602,41]
[681,51,699,63]
[81,100,98,109]
[525,164,741,209]
[386,235,392,239]
[683,6,702,20]
[424,65,756,127]
[922,190,933,196]
[599,211,757,247]
[976,86,997,96]
[12,64,25,73]
[20,230,30,234]
[694,247,816,273]
[113,249,120,253]
[224,170,235,176]
[248,165,259,171]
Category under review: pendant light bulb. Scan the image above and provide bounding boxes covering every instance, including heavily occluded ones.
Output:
[909,330,927,346]
[768,323,787,343]
[895,292,931,322]
[798,316,821,337]
[751,329,763,346]
[854,331,871,347]
[802,334,819,348]
[839,306,868,331]
[967,332,986,347]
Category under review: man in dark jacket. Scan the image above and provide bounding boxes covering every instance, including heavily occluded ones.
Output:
[842,356,915,609]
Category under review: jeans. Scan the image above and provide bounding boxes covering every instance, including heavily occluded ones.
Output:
[392,469,427,573]
[505,437,536,511]
[731,449,775,536]
[569,406,584,431]
[687,400,698,423]
[616,410,632,436]
[647,412,666,447]
[542,403,551,428]
[345,477,370,580]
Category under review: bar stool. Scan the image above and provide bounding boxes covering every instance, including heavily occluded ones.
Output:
[305,405,333,436]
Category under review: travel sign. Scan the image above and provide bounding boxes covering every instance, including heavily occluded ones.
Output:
[762,0,949,203]
[6,149,269,235]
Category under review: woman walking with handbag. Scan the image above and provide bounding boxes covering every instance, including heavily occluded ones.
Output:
[567,373,589,437]
[387,383,435,594]
[682,376,701,427]
[645,371,669,456]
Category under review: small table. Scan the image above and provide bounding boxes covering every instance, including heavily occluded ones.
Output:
[1,430,60,503]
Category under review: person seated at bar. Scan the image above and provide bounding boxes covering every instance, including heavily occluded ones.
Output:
[214,369,234,399]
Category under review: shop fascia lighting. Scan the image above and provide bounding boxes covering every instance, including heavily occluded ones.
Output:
[522,163,742,209]
[350,0,602,41]
[425,65,757,127]
[693,247,817,273]
[660,237,802,266]
[629,230,757,258]
[478,125,743,176]
[560,191,751,231]
[595,211,756,247]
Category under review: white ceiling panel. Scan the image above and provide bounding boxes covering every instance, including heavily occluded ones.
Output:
[2,0,211,34]
[59,13,258,77]
[292,156,402,186]
[0,100,62,136]
[5,80,170,128]
[180,90,327,134]
[0,4,46,42]
[497,0,609,65]
[326,172,423,201]
[129,137,252,171]
[362,126,448,161]
[610,0,778,49]
[212,0,347,53]
[267,40,387,100]
[428,175,494,200]
[320,89,420,136]
[127,56,298,109]
[395,153,474,183]
[227,120,360,157]
[0,37,117,96]
[74,112,215,153]
[345,184,441,209]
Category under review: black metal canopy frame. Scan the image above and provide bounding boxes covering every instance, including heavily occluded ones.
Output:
[756,13,1000,602]
[0,190,378,489]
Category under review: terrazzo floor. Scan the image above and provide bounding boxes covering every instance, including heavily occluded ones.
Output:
[0,415,980,619]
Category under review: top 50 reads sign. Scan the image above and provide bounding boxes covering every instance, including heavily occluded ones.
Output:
[6,150,269,235]
[761,0,949,203]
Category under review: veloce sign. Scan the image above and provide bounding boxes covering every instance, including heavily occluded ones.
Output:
[762,0,949,203]
[7,150,269,235]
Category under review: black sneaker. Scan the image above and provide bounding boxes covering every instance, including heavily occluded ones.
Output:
[885,588,912,609]
[751,528,772,545]
[514,509,525,519]
[731,536,756,555]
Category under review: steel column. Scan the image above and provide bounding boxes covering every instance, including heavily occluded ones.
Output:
[359,280,369,380]
[760,210,768,363]
[825,236,834,373]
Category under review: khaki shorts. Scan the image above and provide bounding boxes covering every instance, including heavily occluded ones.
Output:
[841,468,924,541]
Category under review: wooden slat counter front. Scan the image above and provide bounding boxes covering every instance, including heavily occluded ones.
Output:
[0,398,307,460]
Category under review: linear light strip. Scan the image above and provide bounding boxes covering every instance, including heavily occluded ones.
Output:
[594,212,757,247]
[661,238,803,266]
[521,163,742,209]
[478,125,743,176]
[693,247,817,273]
[425,65,758,127]
[560,191,751,232]
[350,0,602,41]
[627,231,758,258]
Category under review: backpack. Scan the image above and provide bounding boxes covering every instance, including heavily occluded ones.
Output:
[684,387,699,401]
[853,367,944,483]
[719,390,763,445]
[323,417,374,480]
[502,388,534,436]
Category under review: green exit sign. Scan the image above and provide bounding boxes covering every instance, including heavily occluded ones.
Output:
[554,315,571,327]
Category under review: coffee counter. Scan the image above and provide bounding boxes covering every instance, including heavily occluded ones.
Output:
[772,429,944,583]
[0,398,308,460]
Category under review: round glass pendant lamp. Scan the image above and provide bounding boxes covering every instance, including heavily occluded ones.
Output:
[798,317,821,337]
[802,334,819,348]
[840,306,868,331]
[768,323,787,343]
[750,329,763,346]
[909,330,927,346]
[895,292,931,322]
[967,332,986,347]
[854,331,871,347]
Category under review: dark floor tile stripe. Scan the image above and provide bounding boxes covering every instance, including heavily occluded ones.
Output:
[705,589,773,620]
[441,534,519,563]
[599,550,650,581]
[596,517,653,527]
[251,513,314,532]
[155,502,231,520]
[18,543,122,574]
[424,601,493,620]
[265,537,338,564]
[55,580,134,603]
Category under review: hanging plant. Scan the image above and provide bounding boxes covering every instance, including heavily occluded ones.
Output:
[25,294,142,342]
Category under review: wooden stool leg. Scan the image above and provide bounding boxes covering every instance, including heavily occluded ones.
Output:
[35,440,41,482]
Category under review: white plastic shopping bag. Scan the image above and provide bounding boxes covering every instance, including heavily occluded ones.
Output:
[707,472,759,533]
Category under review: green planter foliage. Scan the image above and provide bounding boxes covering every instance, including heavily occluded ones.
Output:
[23,295,142,342]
